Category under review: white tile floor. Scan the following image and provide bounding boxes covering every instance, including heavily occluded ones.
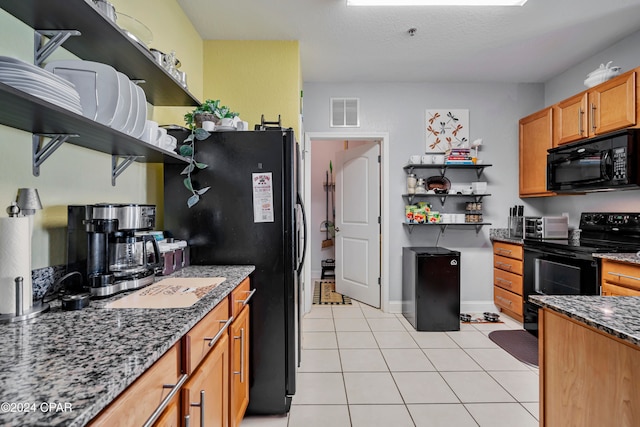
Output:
[242,299,539,427]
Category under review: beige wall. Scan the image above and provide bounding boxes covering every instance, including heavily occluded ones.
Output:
[0,1,203,268]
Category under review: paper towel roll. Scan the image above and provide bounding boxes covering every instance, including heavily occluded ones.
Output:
[0,216,32,315]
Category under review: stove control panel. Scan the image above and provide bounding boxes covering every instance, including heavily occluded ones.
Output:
[581,213,640,229]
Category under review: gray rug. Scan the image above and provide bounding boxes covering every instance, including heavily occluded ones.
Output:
[488,330,538,367]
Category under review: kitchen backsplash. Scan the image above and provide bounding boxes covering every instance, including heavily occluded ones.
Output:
[32,264,67,301]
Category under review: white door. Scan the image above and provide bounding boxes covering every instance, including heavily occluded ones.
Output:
[335,142,381,308]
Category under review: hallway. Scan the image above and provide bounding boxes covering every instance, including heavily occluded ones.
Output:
[242,299,539,427]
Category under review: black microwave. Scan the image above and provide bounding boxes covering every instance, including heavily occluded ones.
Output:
[547,129,640,192]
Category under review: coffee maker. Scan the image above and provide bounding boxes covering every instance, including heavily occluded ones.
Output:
[67,204,160,298]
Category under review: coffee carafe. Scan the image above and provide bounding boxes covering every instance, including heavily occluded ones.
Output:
[67,204,160,298]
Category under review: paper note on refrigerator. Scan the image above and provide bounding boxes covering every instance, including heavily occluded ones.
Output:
[252,172,274,223]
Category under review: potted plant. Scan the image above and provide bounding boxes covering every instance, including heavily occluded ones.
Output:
[184,99,238,129]
[179,99,239,208]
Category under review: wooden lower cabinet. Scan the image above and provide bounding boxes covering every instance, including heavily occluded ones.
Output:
[182,333,230,427]
[88,344,182,427]
[154,394,181,427]
[493,242,524,322]
[230,305,250,427]
[540,309,640,426]
[601,259,640,296]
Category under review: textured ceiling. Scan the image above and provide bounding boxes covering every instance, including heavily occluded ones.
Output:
[177,0,640,83]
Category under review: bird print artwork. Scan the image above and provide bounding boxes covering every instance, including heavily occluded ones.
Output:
[425,109,469,152]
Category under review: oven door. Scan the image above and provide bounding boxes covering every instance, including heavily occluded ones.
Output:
[523,245,599,335]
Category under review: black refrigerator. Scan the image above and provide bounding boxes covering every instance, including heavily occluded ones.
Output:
[164,129,306,414]
[402,247,460,332]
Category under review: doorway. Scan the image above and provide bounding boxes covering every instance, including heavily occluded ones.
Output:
[302,132,390,315]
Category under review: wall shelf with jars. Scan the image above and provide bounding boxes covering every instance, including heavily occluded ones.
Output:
[403,163,492,234]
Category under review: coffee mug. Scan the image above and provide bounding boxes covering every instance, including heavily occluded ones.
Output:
[421,155,431,164]
[432,155,445,164]
[409,155,421,164]
[142,120,160,145]
[202,121,216,132]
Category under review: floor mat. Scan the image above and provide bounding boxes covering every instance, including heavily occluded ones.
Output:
[488,330,539,367]
[313,280,352,305]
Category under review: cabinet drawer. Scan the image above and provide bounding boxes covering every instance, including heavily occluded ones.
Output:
[601,259,640,291]
[602,282,640,296]
[231,277,253,319]
[494,254,523,275]
[493,242,523,260]
[183,298,231,374]
[494,286,523,316]
[89,344,181,427]
[493,268,523,295]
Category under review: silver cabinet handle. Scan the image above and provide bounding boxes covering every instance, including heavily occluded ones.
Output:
[608,271,640,282]
[495,261,513,270]
[591,103,596,132]
[496,277,513,288]
[190,390,205,427]
[335,226,340,232]
[204,317,233,348]
[185,415,190,427]
[496,247,512,255]
[142,373,188,427]
[238,289,256,306]
[578,107,584,135]
[496,296,513,306]
[234,327,246,383]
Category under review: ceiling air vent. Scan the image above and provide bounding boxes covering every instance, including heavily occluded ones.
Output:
[331,98,360,127]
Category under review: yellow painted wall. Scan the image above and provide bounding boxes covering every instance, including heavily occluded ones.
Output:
[0,1,203,268]
[203,41,301,136]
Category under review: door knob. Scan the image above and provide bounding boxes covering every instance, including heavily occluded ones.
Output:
[335,227,340,232]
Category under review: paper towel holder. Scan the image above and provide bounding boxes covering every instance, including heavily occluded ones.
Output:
[0,277,50,323]
[16,188,42,216]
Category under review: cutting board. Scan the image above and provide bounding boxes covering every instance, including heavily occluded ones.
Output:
[105,277,226,309]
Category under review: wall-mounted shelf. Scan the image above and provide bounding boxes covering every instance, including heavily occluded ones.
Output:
[0,82,188,183]
[403,222,491,234]
[403,163,491,178]
[402,193,491,206]
[0,0,200,106]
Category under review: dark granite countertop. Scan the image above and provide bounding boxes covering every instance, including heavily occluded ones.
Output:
[489,228,523,245]
[0,265,254,427]
[594,253,640,265]
[529,295,640,347]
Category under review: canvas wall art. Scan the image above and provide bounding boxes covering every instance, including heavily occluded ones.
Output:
[425,109,469,153]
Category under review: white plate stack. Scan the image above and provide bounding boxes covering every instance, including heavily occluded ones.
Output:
[0,56,83,115]
[44,60,147,138]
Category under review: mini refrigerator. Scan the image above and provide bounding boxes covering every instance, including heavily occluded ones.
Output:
[402,247,460,331]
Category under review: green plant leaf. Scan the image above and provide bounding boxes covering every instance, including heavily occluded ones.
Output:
[183,177,193,192]
[181,164,195,175]
[196,186,210,195]
[179,145,193,156]
[195,162,208,169]
[187,194,200,208]
[194,128,210,140]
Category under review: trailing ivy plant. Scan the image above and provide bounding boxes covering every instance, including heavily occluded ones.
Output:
[180,99,240,207]
[179,127,211,208]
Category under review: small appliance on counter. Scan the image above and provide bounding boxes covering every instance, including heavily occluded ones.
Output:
[67,204,161,298]
[524,216,569,239]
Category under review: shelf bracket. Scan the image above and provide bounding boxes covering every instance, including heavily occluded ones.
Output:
[475,166,486,179]
[32,133,78,177]
[34,30,82,66]
[439,196,446,206]
[112,155,143,186]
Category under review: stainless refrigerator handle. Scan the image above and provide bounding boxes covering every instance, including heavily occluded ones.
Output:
[296,192,307,275]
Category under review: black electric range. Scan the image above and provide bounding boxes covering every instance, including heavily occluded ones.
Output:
[522,212,640,335]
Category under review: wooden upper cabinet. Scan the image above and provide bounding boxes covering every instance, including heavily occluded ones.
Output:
[554,92,588,146]
[519,107,554,197]
[588,70,636,136]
